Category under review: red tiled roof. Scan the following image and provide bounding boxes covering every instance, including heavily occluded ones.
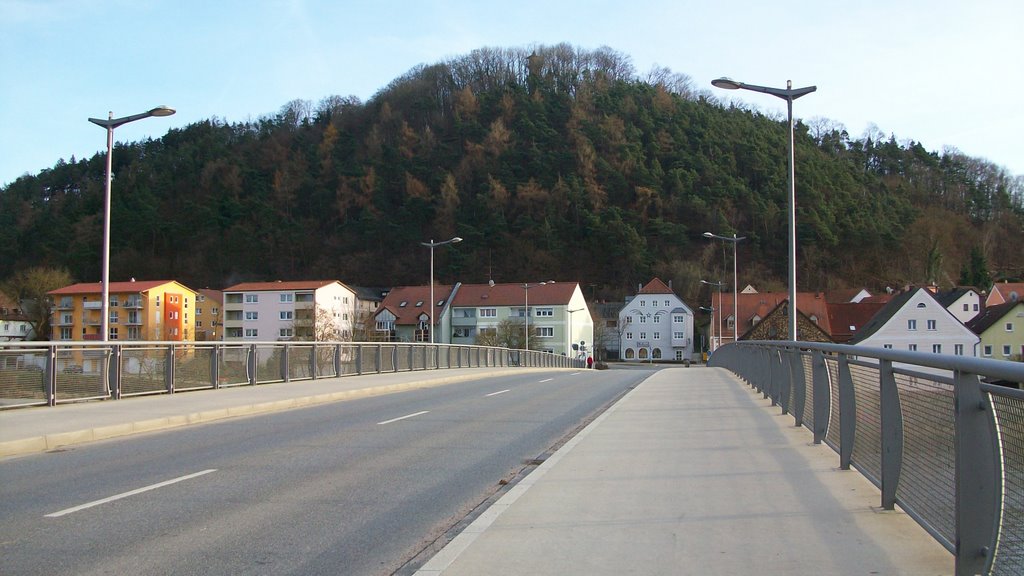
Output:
[712,291,833,336]
[452,282,577,307]
[49,280,183,295]
[379,285,453,326]
[198,288,223,304]
[637,278,675,295]
[222,280,341,292]
[989,283,1024,305]
[826,302,887,343]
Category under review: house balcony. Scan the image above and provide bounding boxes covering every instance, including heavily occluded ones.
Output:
[672,337,690,348]
[83,301,102,310]
[124,299,143,309]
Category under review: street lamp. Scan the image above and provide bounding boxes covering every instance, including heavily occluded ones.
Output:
[523,281,554,351]
[567,307,583,358]
[712,77,815,341]
[420,237,463,343]
[88,106,176,342]
[701,280,724,352]
[703,232,746,345]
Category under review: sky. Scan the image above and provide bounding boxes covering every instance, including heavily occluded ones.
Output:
[1,0,1022,188]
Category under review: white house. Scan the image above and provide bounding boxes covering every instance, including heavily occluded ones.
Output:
[847,287,980,356]
[221,280,357,341]
[934,287,983,325]
[448,282,594,356]
[618,278,695,362]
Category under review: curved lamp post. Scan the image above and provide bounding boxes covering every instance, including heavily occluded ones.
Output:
[88,106,176,342]
[523,281,554,351]
[703,232,746,345]
[701,280,725,352]
[711,78,815,341]
[420,237,462,343]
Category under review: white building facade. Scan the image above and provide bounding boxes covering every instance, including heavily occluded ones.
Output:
[849,287,980,356]
[221,280,357,341]
[618,278,695,362]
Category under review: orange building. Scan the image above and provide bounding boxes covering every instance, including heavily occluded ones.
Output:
[49,280,198,341]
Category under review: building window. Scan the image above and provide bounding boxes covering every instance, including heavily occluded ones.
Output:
[60,327,72,340]
[280,311,293,320]
[245,311,258,320]
[639,332,647,340]
[883,344,893,349]
[963,303,969,311]
[280,328,293,338]
[625,332,633,340]
[974,304,980,311]
[1007,322,1015,332]
[280,293,294,303]
[954,344,964,355]
[673,331,684,339]
[1004,345,1013,357]
[640,300,645,307]
[227,327,243,338]
[932,344,942,354]
[909,344,917,351]
[244,328,258,338]
[109,295,119,307]
[665,300,670,307]
[927,320,936,330]
[245,294,258,303]
[536,308,553,317]
[537,327,554,337]
[109,311,119,324]
[653,332,661,340]
[984,345,993,357]
[673,315,685,323]
[638,315,646,323]
[908,319,917,331]
[109,327,118,340]
[480,308,496,318]
[453,327,474,338]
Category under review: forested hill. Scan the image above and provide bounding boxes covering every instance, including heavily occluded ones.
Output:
[2,44,1021,304]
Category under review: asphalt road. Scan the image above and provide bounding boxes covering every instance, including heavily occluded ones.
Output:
[0,367,652,575]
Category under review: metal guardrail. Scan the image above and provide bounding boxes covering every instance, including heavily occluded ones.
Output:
[709,341,1024,576]
[0,341,582,409]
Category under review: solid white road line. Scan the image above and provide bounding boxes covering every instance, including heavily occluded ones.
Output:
[377,410,430,425]
[45,469,218,518]
[539,378,554,383]
[486,389,511,397]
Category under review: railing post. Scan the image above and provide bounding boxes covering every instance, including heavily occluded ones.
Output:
[165,344,175,394]
[779,348,792,416]
[953,370,999,576]
[334,344,342,377]
[211,345,221,389]
[375,344,382,374]
[811,350,830,444]
[837,353,855,470]
[46,345,57,406]
[281,344,290,382]
[879,359,903,510]
[108,344,122,399]
[247,344,258,386]
[791,348,806,427]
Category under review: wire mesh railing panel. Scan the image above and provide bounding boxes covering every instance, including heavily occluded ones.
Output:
[379,346,396,372]
[991,392,1024,575]
[0,349,49,408]
[850,362,882,486]
[314,347,336,378]
[218,347,250,387]
[287,346,314,380]
[825,357,842,448]
[173,346,215,391]
[254,345,285,384]
[894,372,955,544]
[120,347,167,396]
[802,354,815,432]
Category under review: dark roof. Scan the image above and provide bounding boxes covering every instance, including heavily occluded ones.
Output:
[826,302,887,343]
[451,282,577,307]
[967,301,1024,334]
[847,288,922,344]
[637,278,675,295]
[933,287,977,307]
[377,285,454,327]
[350,286,389,303]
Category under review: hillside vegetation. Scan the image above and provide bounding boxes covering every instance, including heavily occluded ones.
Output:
[2,44,1021,305]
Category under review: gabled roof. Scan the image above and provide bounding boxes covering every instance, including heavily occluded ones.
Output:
[377,285,453,326]
[451,282,577,307]
[197,288,222,304]
[825,288,871,304]
[715,291,833,335]
[989,282,1024,305]
[222,280,345,292]
[350,286,389,303]
[826,302,887,343]
[933,287,978,307]
[49,280,190,295]
[967,301,1024,335]
[637,278,674,295]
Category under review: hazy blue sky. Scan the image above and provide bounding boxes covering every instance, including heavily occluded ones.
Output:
[2,0,1021,187]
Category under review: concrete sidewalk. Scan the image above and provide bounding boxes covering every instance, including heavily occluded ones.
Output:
[415,367,953,575]
[0,367,537,458]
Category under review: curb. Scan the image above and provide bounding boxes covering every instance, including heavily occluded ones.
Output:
[0,369,552,458]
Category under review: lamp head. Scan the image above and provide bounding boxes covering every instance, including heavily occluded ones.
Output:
[711,77,742,90]
[702,232,714,238]
[149,106,176,117]
[451,236,463,243]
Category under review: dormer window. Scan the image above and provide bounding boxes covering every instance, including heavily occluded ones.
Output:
[416,301,424,307]
[917,303,926,308]
[399,301,407,307]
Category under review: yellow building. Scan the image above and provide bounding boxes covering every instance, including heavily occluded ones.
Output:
[49,280,198,341]
[195,289,223,341]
